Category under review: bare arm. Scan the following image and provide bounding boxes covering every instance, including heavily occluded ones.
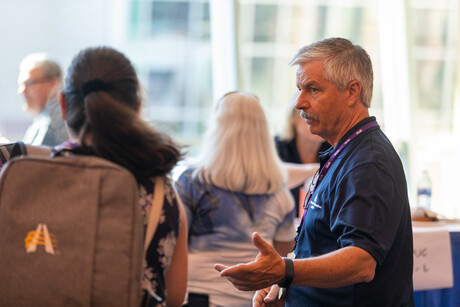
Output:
[165,198,188,307]
[216,233,376,291]
[291,245,376,288]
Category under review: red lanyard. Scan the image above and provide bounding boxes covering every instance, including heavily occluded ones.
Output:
[298,121,379,229]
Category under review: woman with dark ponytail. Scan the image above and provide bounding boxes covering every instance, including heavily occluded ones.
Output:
[59,46,187,307]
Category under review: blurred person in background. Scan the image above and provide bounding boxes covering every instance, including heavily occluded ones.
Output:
[175,91,296,307]
[17,53,68,146]
[275,98,330,217]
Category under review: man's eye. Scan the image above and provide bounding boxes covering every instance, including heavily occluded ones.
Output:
[311,88,318,93]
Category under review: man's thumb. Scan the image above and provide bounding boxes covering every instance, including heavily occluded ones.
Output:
[252,232,273,255]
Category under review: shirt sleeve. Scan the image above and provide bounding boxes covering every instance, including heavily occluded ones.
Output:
[331,164,404,265]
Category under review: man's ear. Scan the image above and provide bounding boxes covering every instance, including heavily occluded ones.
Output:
[59,92,67,120]
[346,80,362,106]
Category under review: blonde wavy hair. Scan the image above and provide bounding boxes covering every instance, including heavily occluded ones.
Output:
[193,91,286,194]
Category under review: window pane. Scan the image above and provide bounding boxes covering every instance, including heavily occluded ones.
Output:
[250,57,274,104]
[253,4,277,42]
[413,9,449,47]
[147,70,175,106]
[151,2,190,38]
[415,60,444,109]
[127,0,212,146]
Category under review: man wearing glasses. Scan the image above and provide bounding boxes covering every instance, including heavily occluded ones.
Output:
[17,53,68,146]
[215,38,413,307]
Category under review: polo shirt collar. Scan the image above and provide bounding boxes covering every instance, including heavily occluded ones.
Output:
[318,116,377,168]
[335,116,377,149]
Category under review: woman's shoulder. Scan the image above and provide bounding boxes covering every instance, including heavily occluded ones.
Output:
[138,175,180,206]
[175,167,214,201]
[176,167,215,191]
[177,167,195,178]
[163,176,181,209]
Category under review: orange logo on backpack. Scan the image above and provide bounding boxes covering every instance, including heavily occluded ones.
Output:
[24,223,58,255]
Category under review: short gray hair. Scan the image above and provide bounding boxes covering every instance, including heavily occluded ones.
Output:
[289,37,373,108]
[20,53,63,83]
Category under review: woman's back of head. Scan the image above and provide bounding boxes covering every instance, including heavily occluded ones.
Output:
[194,91,285,195]
[62,47,181,180]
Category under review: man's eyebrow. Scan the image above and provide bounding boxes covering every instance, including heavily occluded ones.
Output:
[300,79,320,88]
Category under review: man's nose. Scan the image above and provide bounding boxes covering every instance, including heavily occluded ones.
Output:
[295,92,308,110]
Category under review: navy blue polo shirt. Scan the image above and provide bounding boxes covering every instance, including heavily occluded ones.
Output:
[287,117,414,307]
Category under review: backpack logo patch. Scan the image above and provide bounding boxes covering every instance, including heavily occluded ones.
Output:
[24,223,57,255]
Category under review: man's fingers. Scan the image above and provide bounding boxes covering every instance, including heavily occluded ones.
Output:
[217,262,251,277]
[220,273,257,291]
[253,286,280,307]
[214,263,228,273]
[252,232,275,255]
[253,288,270,307]
[264,285,280,303]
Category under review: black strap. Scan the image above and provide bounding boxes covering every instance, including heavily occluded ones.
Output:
[51,145,96,158]
[278,257,294,288]
[10,142,27,158]
[0,148,6,164]
[1,142,27,167]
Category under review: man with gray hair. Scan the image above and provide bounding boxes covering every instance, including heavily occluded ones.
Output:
[215,37,414,306]
[17,53,68,146]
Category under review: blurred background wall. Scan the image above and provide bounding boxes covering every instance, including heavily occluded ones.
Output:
[0,0,459,218]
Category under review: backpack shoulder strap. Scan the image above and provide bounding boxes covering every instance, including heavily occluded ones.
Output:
[144,176,164,253]
[0,142,27,168]
[11,141,27,157]
[0,146,9,166]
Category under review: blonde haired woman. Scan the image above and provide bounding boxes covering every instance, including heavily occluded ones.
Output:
[175,91,296,307]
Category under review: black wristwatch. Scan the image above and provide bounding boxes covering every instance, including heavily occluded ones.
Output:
[278,257,294,288]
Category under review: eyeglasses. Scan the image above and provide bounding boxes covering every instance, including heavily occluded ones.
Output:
[17,77,52,92]
[304,168,320,209]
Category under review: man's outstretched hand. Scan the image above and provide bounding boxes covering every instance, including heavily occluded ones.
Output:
[214,232,285,291]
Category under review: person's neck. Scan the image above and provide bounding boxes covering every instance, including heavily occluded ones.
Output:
[328,111,369,148]
[29,105,46,117]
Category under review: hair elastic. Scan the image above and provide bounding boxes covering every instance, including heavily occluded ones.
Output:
[79,79,114,99]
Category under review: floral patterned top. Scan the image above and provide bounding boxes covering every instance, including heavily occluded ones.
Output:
[138,176,181,307]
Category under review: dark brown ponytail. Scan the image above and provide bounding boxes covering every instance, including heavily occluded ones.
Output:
[63,47,182,180]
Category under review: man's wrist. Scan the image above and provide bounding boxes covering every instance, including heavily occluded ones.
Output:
[277,257,294,288]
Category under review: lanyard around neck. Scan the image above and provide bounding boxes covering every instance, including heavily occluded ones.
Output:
[299,120,380,228]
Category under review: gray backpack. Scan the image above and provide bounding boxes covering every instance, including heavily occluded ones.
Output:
[0,145,144,307]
